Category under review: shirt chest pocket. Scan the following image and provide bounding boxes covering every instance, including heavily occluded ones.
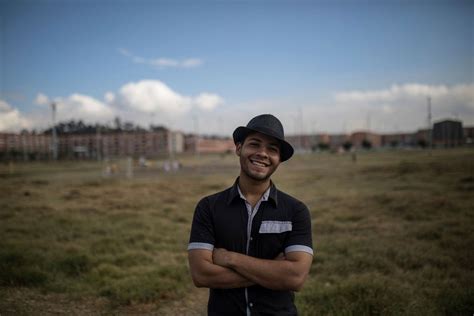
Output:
[259,221,292,233]
[257,221,292,257]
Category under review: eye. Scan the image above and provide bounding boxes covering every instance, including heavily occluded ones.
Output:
[268,146,279,153]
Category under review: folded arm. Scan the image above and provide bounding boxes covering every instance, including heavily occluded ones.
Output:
[213,248,313,291]
[188,249,255,289]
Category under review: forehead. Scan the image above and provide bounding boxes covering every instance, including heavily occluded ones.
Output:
[245,132,280,147]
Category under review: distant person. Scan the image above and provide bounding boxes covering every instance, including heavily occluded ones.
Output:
[188,114,313,315]
[163,161,171,172]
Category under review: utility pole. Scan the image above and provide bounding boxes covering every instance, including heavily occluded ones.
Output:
[299,107,304,152]
[96,125,101,161]
[427,96,433,154]
[168,130,175,162]
[22,132,27,161]
[293,114,300,152]
[51,102,58,160]
[193,114,200,159]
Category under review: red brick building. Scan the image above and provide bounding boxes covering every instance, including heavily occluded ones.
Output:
[185,135,234,154]
[0,129,181,160]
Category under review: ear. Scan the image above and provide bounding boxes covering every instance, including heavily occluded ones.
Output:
[235,143,242,157]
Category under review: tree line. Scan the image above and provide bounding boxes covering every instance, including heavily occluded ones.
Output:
[21,117,168,135]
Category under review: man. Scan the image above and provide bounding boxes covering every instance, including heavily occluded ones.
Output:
[188,114,313,315]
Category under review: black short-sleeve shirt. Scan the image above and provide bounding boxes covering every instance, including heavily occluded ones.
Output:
[188,179,313,316]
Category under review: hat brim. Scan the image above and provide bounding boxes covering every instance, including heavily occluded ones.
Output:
[233,126,294,162]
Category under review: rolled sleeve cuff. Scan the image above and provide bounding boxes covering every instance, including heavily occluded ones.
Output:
[285,245,313,256]
[188,242,214,251]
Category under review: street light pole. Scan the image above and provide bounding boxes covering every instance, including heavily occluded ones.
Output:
[51,102,58,160]
[427,96,432,155]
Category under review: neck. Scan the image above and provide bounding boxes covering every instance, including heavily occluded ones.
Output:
[238,172,271,198]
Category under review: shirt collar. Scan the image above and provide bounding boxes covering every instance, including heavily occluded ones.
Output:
[227,177,278,206]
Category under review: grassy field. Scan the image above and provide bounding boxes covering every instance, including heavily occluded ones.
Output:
[0,149,473,315]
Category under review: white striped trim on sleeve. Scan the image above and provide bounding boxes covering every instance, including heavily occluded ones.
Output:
[188,242,214,251]
[285,245,313,256]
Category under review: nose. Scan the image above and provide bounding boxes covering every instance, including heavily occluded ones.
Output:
[255,146,269,158]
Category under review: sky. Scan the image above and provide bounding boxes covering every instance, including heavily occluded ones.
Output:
[0,0,473,136]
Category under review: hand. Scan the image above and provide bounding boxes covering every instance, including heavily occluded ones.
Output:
[213,248,233,267]
[274,252,286,261]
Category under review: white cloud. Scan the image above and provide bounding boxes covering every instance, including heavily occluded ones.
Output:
[56,94,115,122]
[0,100,10,111]
[6,77,227,132]
[132,56,146,63]
[104,92,115,103]
[182,58,203,68]
[116,80,224,116]
[334,83,458,104]
[194,93,224,111]
[311,82,474,133]
[29,93,116,127]
[117,80,193,114]
[0,100,31,132]
[35,93,50,106]
[150,58,179,67]
[198,82,474,136]
[118,48,203,69]
[16,80,223,132]
[118,48,132,57]
[17,81,473,136]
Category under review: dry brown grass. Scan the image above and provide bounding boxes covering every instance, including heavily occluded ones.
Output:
[0,148,473,315]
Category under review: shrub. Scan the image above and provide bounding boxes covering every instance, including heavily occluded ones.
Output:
[55,253,91,276]
[0,249,48,286]
[342,141,352,151]
[362,139,372,150]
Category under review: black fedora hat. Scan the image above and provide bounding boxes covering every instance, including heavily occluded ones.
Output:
[233,114,294,162]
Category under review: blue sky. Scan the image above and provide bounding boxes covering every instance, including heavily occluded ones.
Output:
[1,0,473,135]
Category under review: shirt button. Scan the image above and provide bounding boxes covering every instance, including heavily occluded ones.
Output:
[249,302,253,307]
[250,237,253,241]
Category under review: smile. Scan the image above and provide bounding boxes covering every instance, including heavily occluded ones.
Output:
[250,159,270,167]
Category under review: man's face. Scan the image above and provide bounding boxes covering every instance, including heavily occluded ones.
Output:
[236,132,281,182]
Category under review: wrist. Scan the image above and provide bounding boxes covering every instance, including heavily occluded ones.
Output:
[226,251,237,269]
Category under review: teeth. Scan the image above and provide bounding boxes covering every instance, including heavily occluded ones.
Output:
[251,160,267,167]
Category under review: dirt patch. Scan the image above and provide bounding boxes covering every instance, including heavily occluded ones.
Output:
[0,287,109,315]
[0,286,208,315]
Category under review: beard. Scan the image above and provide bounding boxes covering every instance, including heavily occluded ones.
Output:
[241,166,272,181]
[240,156,276,182]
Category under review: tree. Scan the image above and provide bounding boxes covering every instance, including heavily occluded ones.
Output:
[317,143,330,151]
[417,139,427,148]
[342,141,353,151]
[362,139,372,150]
[114,117,122,131]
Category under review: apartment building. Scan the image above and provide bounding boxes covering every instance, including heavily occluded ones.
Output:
[0,129,182,160]
[0,132,51,159]
[381,133,417,147]
[433,119,464,147]
[184,135,234,154]
[1,119,472,160]
[351,131,382,149]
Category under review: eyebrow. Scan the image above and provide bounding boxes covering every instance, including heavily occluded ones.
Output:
[248,137,280,148]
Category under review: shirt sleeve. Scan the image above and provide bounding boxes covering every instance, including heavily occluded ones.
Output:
[188,197,215,251]
[284,202,313,255]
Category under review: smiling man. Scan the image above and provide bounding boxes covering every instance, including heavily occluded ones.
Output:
[188,114,313,316]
